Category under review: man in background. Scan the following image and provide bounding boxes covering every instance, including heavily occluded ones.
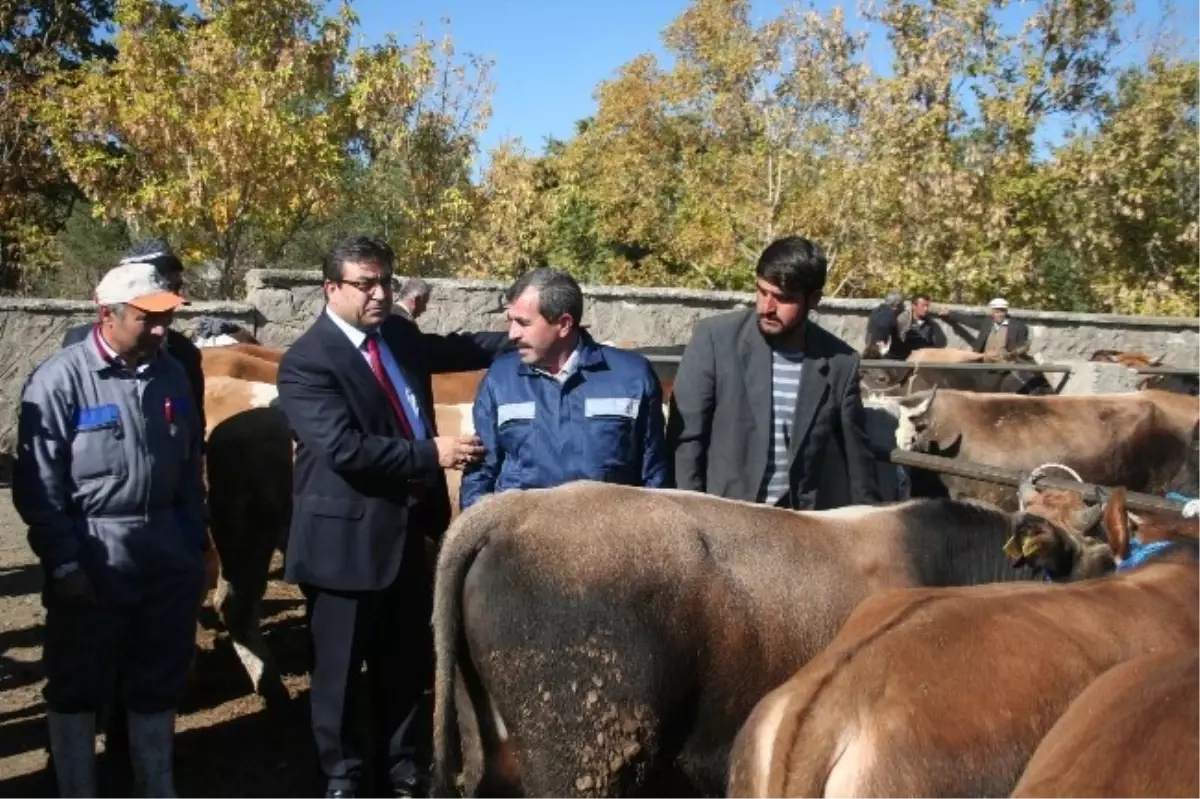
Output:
[864,290,907,359]
[901,293,947,352]
[395,278,432,325]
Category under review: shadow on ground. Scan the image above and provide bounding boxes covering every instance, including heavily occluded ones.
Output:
[0,583,318,798]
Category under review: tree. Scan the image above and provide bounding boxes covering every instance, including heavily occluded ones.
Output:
[465,0,1196,314]
[40,0,481,297]
[0,0,115,292]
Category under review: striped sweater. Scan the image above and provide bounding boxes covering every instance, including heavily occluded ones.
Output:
[757,348,804,505]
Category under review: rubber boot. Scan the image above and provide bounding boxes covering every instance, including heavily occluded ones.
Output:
[46,711,97,798]
[127,711,177,798]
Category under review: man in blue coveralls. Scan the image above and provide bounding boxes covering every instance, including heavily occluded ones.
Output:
[13,261,207,797]
[460,268,667,509]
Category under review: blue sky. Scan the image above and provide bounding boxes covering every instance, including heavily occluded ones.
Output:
[337,0,1197,169]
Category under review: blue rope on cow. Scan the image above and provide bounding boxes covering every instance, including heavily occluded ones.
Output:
[1116,537,1178,571]
[1164,491,1200,518]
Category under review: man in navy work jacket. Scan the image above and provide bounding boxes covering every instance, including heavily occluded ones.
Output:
[13,261,207,798]
[276,236,510,799]
[459,268,667,510]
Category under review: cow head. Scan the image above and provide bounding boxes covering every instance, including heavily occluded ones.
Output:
[1003,499,1120,582]
[894,387,961,455]
[1018,474,1106,538]
[1003,486,1154,581]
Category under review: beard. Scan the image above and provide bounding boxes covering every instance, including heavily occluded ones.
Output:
[757,314,799,337]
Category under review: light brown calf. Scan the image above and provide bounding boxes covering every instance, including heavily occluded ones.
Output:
[202,375,279,437]
[226,342,286,363]
[200,346,280,384]
[727,492,1199,798]
[1011,648,1199,798]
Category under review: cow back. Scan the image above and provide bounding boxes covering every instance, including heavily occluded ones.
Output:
[1012,649,1199,798]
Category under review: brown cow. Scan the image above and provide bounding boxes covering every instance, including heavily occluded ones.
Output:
[1091,348,1199,396]
[726,490,1198,798]
[895,388,1199,509]
[226,342,286,364]
[204,400,293,700]
[200,346,280,383]
[861,347,1053,397]
[1011,648,1199,798]
[203,376,279,436]
[432,482,1072,798]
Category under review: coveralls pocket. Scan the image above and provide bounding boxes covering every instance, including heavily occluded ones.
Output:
[70,405,128,482]
[497,401,536,484]
[584,397,638,475]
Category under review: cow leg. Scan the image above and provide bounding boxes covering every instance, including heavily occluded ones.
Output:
[208,503,286,701]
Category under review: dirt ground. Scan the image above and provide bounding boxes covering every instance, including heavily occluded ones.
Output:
[0,486,323,798]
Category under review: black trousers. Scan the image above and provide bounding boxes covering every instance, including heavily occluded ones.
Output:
[302,558,434,793]
[43,565,206,713]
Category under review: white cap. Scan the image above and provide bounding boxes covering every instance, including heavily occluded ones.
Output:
[988,297,1009,310]
[94,262,186,312]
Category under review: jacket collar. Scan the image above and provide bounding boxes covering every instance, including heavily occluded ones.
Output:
[517,330,606,378]
[87,324,163,375]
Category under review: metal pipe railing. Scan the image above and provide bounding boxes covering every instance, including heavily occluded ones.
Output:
[638,353,1200,378]
[886,449,1186,515]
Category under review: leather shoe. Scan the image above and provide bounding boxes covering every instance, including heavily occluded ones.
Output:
[324,789,355,798]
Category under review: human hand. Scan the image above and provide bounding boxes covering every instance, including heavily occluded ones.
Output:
[435,435,486,469]
[52,568,96,606]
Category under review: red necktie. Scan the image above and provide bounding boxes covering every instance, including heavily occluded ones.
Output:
[365,333,414,439]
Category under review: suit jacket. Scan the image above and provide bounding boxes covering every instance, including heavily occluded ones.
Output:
[971,317,1030,355]
[63,323,206,433]
[276,310,508,591]
[667,309,882,510]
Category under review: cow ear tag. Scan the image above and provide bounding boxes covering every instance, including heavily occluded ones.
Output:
[1003,535,1022,560]
[1021,537,1042,557]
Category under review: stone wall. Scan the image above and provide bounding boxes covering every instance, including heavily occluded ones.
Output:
[247,269,1200,366]
[0,270,1196,454]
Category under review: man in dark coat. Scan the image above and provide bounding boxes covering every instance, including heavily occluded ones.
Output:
[902,293,947,352]
[667,235,882,510]
[276,235,509,799]
[864,290,907,359]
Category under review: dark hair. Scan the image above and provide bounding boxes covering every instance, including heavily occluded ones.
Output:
[755,236,827,297]
[506,268,584,327]
[323,236,394,282]
[121,237,183,275]
[914,293,931,303]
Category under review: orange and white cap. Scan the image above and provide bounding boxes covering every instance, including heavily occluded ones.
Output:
[94,262,186,313]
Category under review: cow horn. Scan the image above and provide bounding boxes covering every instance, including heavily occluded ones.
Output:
[1074,497,1105,533]
[1018,474,1038,509]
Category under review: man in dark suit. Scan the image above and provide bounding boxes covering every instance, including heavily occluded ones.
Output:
[667,235,881,510]
[276,236,508,799]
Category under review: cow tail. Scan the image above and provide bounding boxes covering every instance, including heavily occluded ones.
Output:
[432,503,493,797]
